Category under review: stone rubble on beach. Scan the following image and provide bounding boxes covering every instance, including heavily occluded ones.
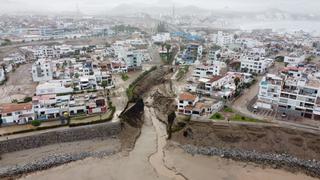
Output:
[0,149,116,178]
[181,144,320,178]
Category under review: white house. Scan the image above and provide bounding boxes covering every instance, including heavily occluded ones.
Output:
[240,49,273,74]
[212,31,234,47]
[284,53,305,66]
[152,33,171,43]
[3,53,26,64]
[36,82,73,95]
[192,62,226,79]
[0,68,5,83]
[32,59,53,82]
[0,103,34,124]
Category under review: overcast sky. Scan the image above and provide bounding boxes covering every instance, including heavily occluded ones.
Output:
[0,0,319,14]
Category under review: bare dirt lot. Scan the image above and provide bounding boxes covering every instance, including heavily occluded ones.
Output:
[0,63,37,104]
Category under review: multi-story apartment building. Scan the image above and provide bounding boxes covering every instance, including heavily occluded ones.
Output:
[240,49,273,74]
[192,62,226,79]
[257,67,320,120]
[32,59,53,82]
[208,49,220,62]
[284,53,305,66]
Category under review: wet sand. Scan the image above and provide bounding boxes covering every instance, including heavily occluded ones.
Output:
[165,147,317,180]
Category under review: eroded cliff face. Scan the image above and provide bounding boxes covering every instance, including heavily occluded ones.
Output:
[120,99,145,128]
[120,66,174,128]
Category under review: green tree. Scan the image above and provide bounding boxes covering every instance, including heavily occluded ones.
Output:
[165,44,171,61]
[234,77,241,90]
[74,73,80,79]
[306,55,315,63]
[167,111,176,139]
[23,97,32,103]
[11,99,18,103]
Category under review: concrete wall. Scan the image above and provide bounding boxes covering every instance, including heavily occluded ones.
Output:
[0,121,121,154]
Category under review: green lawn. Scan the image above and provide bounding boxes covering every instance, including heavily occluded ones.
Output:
[210,113,224,120]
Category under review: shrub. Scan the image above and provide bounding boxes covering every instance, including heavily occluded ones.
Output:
[11,99,18,103]
[23,96,33,103]
[210,113,224,120]
[121,73,129,81]
[223,107,233,113]
[31,120,41,127]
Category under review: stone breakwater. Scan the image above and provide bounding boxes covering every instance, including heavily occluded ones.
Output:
[0,121,121,154]
[181,144,320,178]
[0,149,117,178]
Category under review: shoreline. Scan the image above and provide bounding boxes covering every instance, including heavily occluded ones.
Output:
[178,143,320,179]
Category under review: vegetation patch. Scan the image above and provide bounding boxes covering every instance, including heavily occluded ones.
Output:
[126,66,157,102]
[210,113,224,120]
[230,114,262,123]
[31,120,41,127]
[223,107,233,113]
[176,65,189,81]
[121,73,129,81]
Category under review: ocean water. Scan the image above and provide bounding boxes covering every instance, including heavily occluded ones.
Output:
[237,20,320,35]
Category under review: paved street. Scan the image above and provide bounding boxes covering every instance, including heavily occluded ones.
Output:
[231,62,320,132]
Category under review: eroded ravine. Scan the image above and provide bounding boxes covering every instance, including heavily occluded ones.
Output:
[146,106,186,180]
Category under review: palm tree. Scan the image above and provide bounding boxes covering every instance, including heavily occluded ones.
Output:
[165,44,171,61]
[101,81,109,98]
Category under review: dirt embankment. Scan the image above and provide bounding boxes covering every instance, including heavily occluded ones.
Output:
[172,122,320,161]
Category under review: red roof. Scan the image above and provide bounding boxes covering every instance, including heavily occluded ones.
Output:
[179,92,197,101]
[0,103,32,114]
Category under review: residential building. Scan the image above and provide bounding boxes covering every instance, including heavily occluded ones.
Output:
[177,92,223,116]
[3,53,26,64]
[32,59,53,82]
[0,103,34,124]
[212,31,234,47]
[192,62,226,79]
[284,53,305,66]
[36,82,73,95]
[152,33,171,44]
[240,49,273,74]
[0,68,5,83]
[256,67,320,120]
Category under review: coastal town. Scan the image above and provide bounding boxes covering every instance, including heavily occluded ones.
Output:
[1,2,320,180]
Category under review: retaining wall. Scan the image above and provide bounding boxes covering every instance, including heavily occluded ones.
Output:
[0,121,121,154]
